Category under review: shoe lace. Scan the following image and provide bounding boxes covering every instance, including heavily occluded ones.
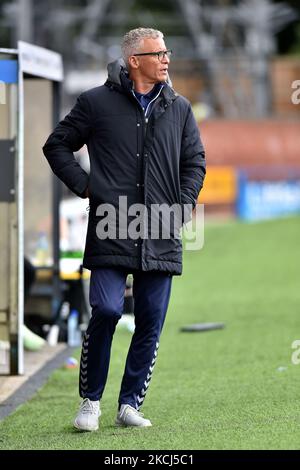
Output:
[80,398,98,415]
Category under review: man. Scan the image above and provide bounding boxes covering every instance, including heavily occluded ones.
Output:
[43,27,206,431]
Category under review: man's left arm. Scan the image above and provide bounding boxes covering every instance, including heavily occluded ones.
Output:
[180,104,206,212]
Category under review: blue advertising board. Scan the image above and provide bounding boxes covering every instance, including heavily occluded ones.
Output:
[237,172,300,221]
[0,60,18,83]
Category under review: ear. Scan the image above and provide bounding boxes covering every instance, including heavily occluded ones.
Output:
[128,55,139,70]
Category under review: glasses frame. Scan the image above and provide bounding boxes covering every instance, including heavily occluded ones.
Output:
[133,49,172,61]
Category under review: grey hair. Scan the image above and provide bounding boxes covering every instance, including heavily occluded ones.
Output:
[121,27,164,67]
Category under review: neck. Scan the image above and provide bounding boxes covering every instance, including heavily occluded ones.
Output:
[133,80,155,95]
[130,76,158,94]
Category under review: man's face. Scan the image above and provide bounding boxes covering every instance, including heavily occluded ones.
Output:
[131,37,170,83]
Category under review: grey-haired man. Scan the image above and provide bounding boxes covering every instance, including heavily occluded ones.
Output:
[43,27,206,431]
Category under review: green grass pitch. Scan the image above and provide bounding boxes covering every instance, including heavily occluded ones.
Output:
[0,216,299,450]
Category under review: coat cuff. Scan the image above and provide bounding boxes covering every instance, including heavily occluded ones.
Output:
[72,174,89,198]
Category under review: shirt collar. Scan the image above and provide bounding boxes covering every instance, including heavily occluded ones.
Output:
[133,82,164,99]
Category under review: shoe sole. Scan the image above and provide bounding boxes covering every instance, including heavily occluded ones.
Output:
[74,419,99,432]
[115,419,152,428]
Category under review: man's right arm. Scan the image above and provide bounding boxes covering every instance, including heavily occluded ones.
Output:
[42,93,91,198]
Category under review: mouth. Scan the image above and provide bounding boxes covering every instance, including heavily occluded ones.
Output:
[160,68,168,74]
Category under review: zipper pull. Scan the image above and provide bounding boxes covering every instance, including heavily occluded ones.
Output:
[145,117,148,124]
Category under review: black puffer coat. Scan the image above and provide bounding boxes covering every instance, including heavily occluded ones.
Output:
[43,59,206,275]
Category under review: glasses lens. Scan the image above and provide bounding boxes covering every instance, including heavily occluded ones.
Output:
[158,50,172,60]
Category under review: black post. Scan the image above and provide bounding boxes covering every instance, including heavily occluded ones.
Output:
[51,80,62,319]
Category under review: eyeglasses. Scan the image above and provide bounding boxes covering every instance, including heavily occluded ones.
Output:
[133,50,172,61]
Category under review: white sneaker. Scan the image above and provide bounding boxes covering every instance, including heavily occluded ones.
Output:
[116,404,152,427]
[74,398,101,431]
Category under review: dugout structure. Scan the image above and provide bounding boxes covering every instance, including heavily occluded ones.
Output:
[0,42,63,375]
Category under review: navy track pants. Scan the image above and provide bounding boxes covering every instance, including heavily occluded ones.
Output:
[79,268,172,410]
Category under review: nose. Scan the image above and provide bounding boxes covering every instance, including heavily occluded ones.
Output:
[162,53,170,64]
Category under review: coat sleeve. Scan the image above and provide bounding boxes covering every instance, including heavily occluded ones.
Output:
[180,104,206,212]
[42,93,91,198]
